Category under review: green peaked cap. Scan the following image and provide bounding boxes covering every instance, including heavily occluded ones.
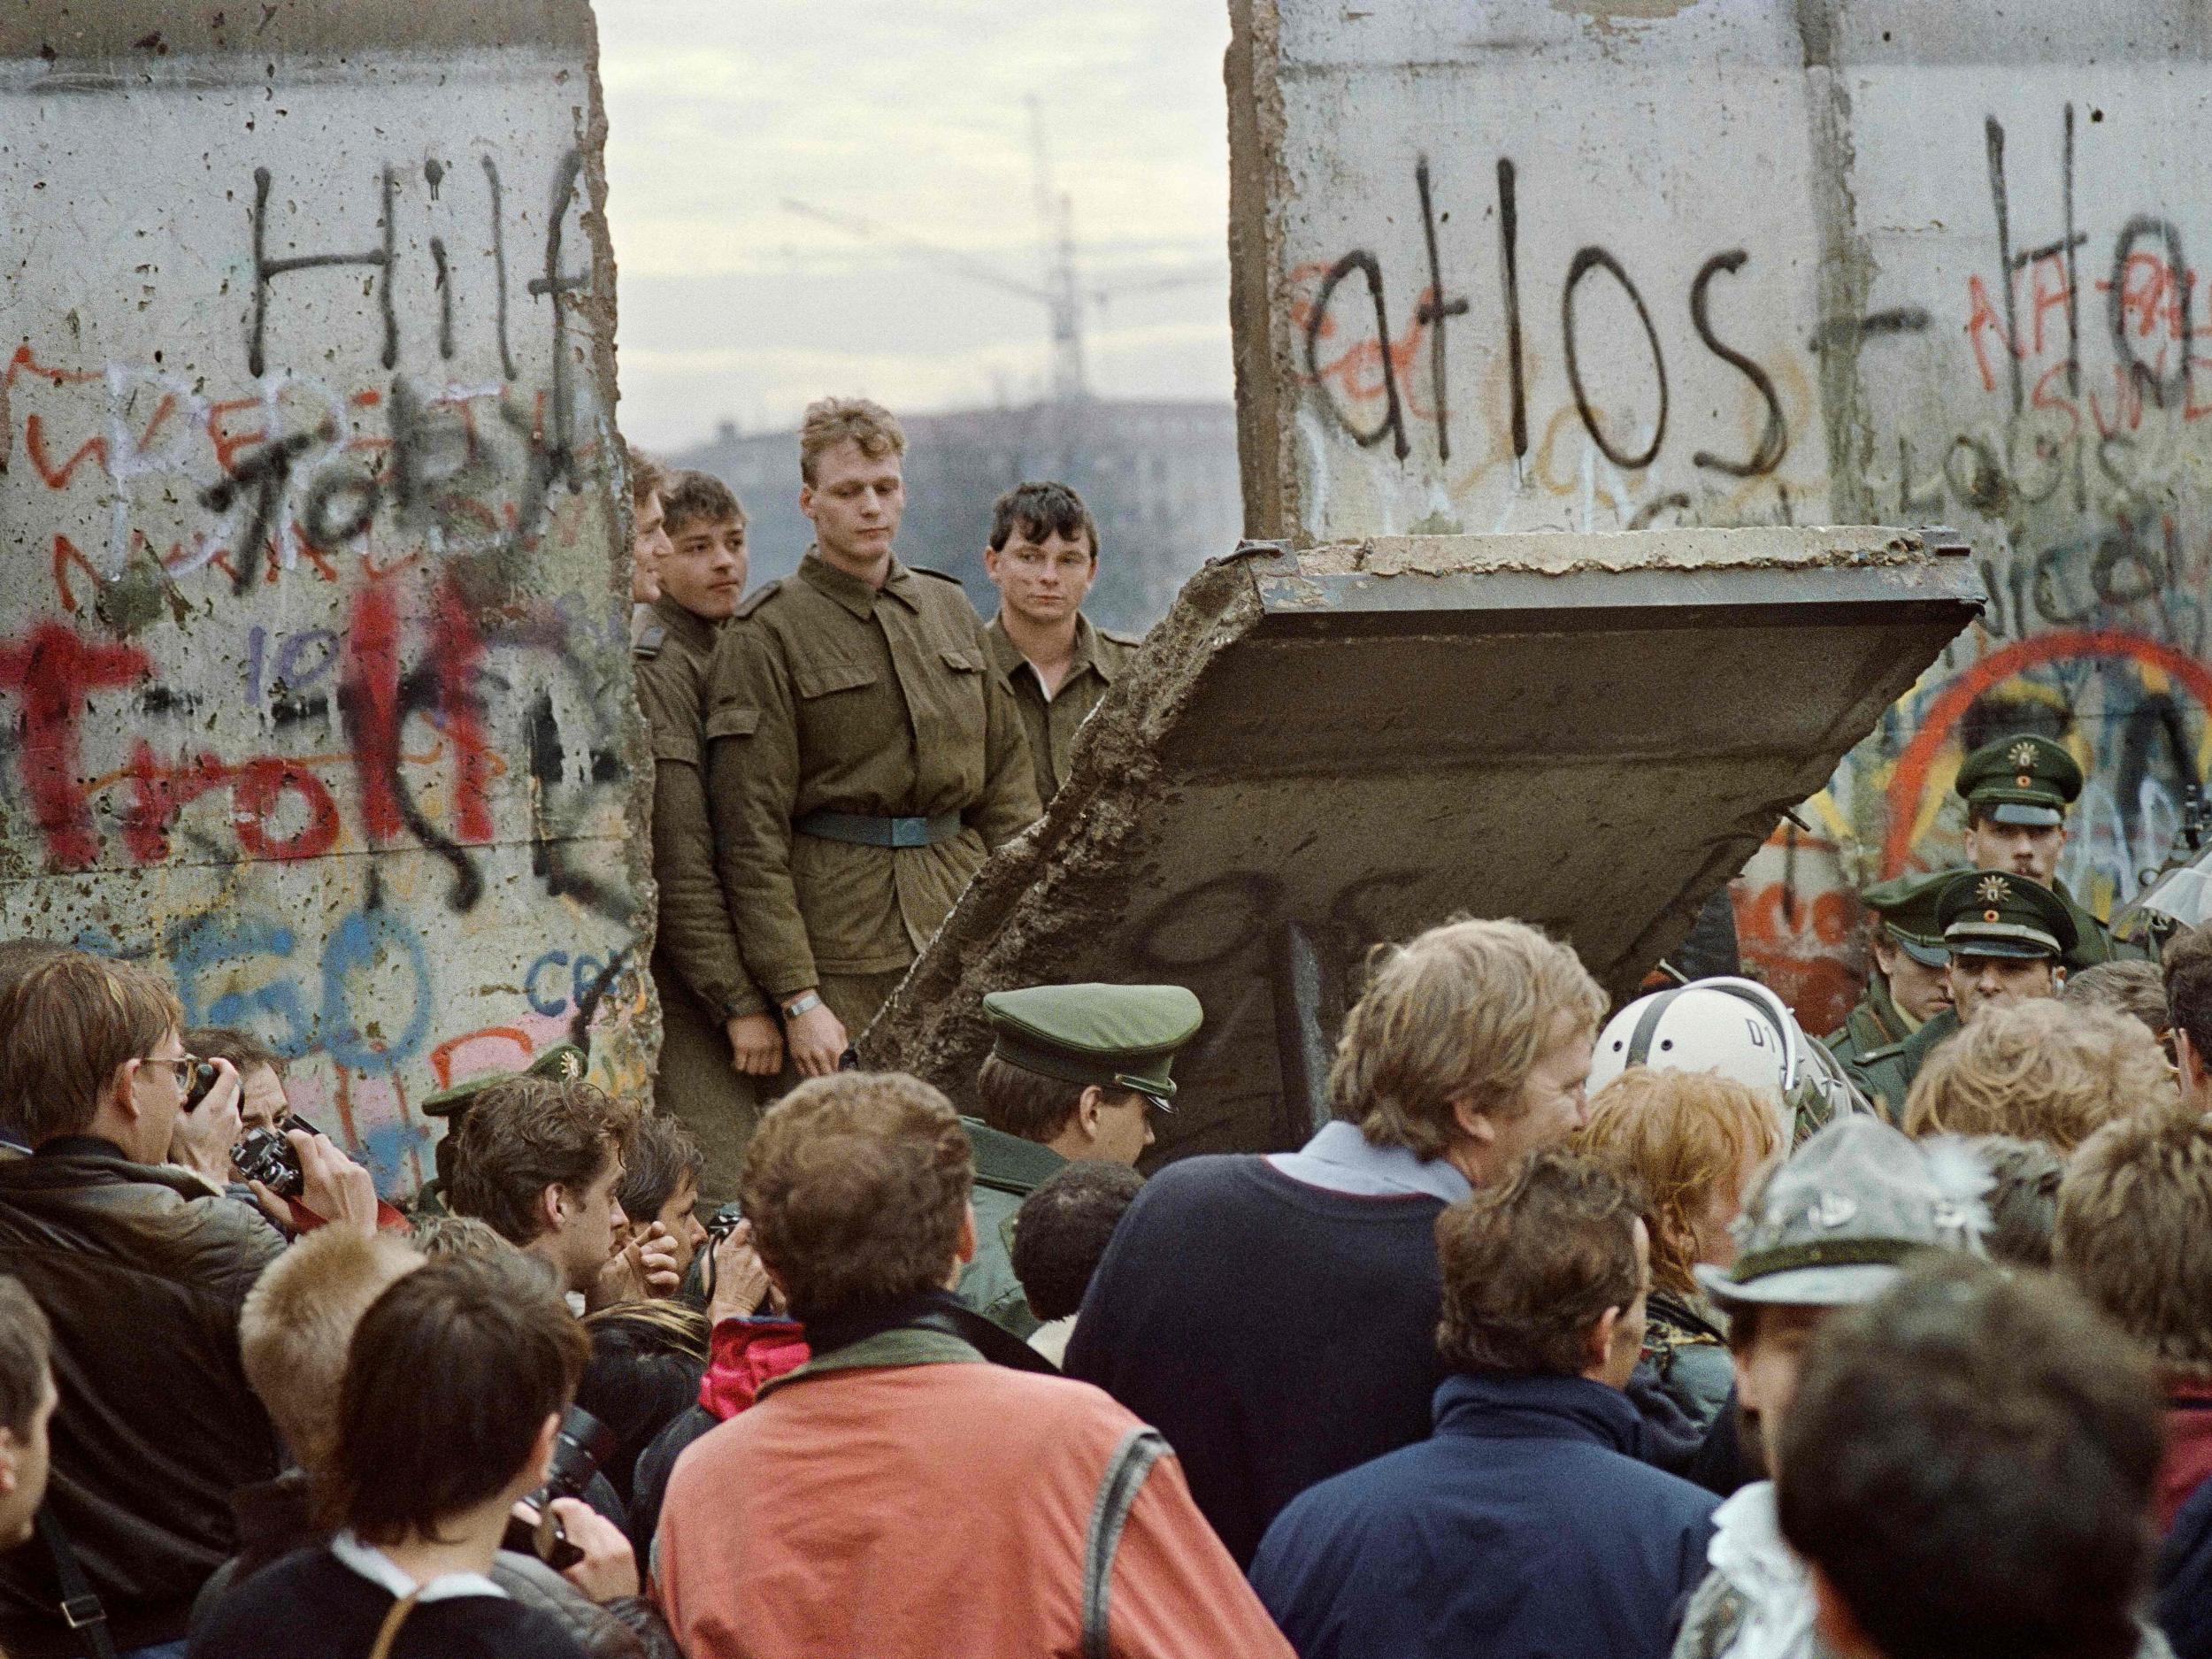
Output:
[982,983,1203,1102]
[419,1041,589,1120]
[1859,869,1953,964]
[1936,870,2077,962]
[1955,733,2082,827]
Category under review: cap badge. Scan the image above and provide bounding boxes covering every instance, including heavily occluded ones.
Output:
[2016,774,2033,787]
[556,1050,583,1078]
[1807,1192,1859,1229]
[1977,874,2010,906]
[2008,741,2038,769]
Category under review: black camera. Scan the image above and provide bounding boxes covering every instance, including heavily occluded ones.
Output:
[705,1201,745,1242]
[180,1061,220,1112]
[504,1405,617,1570]
[233,1125,304,1198]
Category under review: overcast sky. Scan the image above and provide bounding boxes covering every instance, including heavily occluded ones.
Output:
[597,1,1236,450]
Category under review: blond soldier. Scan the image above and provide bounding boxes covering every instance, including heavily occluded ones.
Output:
[704,400,1041,1076]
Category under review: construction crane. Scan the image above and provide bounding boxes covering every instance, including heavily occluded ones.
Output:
[784,96,1215,405]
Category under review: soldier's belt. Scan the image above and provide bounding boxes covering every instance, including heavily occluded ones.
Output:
[795,810,964,849]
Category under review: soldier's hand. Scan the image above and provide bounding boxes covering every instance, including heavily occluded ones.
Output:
[726,1013,784,1077]
[786,1002,849,1078]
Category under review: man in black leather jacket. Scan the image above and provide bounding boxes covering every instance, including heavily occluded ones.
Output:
[0,952,373,1659]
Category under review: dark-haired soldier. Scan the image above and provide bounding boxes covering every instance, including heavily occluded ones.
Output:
[635,470,779,1202]
[981,481,1142,807]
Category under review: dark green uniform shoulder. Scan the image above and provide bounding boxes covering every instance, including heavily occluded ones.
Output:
[1098,626,1145,650]
[633,622,666,659]
[732,579,783,619]
[907,565,967,587]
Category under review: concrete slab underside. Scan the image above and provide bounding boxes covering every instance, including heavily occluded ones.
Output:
[862,526,1982,1161]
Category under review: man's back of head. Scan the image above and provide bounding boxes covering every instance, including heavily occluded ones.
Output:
[1901,997,2172,1152]
[1778,1256,2160,1659]
[2056,1108,2212,1385]
[2164,922,2212,1103]
[1434,1148,1647,1387]
[738,1071,972,1323]
[239,1228,423,1480]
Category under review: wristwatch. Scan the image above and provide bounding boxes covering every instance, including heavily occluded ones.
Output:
[781,992,823,1021]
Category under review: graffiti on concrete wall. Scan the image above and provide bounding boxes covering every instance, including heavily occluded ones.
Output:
[0,42,643,1190]
[1239,12,2212,1027]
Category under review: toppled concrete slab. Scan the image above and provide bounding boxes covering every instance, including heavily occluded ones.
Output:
[862,527,1983,1160]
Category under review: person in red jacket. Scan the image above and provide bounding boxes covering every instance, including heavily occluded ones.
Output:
[653,1071,1291,1659]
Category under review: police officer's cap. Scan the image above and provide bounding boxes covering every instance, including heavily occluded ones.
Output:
[982,984,1203,1109]
[419,1041,589,1120]
[1936,871,2077,963]
[1859,870,1952,968]
[1955,733,2082,828]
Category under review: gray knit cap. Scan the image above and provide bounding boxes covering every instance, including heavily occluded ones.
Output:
[1697,1115,1988,1308]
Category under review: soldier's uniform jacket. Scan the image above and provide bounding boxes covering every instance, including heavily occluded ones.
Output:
[1821,976,1913,1074]
[1845,1006,1959,1123]
[985,613,1141,805]
[635,593,767,1021]
[703,550,1042,996]
[955,1118,1066,1341]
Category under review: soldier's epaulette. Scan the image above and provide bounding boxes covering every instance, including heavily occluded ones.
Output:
[1858,1039,1909,1064]
[908,565,966,585]
[733,579,783,618]
[632,624,666,659]
[1100,626,1145,649]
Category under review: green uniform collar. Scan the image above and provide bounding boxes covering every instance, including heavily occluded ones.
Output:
[986,613,1116,688]
[649,591,721,654]
[798,547,923,619]
[1867,974,1922,1039]
[962,1116,1067,1195]
[754,1326,984,1401]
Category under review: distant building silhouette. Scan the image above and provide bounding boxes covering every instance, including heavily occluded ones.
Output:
[668,398,1240,635]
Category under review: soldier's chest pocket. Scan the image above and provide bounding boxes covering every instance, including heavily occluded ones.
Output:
[907,647,989,751]
[791,659,880,749]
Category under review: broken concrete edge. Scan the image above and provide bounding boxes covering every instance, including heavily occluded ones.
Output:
[571,4,665,1082]
[1271,526,1939,579]
[858,555,1267,1104]
[1225,0,1294,542]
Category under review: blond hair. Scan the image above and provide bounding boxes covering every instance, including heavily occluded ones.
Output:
[798,396,905,486]
[0,952,182,1146]
[240,1229,423,1478]
[1903,999,2176,1152]
[1576,1067,1783,1298]
[2058,1111,2212,1379]
[1328,918,1607,1160]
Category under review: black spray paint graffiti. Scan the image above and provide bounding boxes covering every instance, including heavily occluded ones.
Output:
[1302,154,1787,480]
[227,150,594,592]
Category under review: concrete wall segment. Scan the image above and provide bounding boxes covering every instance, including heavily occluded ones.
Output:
[0,0,649,1192]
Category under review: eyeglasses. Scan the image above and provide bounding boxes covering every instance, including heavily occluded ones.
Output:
[148,1054,199,1087]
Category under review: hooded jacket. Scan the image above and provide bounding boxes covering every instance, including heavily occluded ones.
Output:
[1251,1371,1717,1659]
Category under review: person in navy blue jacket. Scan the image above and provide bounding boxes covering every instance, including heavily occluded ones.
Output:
[1248,1149,1717,1659]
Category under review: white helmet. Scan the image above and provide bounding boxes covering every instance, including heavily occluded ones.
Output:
[1589,976,1865,1141]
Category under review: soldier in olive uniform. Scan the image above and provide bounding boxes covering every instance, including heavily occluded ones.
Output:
[958,982,1204,1338]
[704,399,1042,1078]
[635,472,780,1204]
[411,1041,589,1217]
[1956,732,2145,971]
[1824,870,1952,1074]
[980,481,1144,806]
[1846,871,2074,1119]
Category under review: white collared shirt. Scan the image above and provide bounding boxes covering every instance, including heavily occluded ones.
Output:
[1266,1119,1473,1204]
[329,1529,507,1606]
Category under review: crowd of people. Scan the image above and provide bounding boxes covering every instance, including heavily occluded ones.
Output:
[0,395,2206,1659]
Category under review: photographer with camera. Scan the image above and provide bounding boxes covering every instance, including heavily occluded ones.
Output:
[191,1255,627,1659]
[0,951,376,1659]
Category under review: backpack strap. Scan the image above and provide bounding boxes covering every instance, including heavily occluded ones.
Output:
[34,1508,116,1659]
[1080,1426,1168,1659]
